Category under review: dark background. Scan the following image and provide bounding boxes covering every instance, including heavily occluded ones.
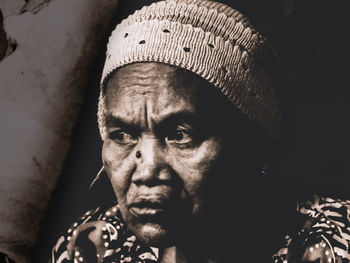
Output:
[34,0,350,261]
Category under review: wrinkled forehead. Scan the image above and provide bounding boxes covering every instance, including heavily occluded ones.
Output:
[105,62,215,108]
[103,62,242,127]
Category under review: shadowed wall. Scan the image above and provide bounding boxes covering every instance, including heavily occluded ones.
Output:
[0,0,119,262]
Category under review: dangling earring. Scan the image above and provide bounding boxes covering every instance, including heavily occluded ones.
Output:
[89,165,105,190]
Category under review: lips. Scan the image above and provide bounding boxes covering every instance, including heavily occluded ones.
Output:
[129,200,167,215]
[126,184,182,222]
[127,196,174,222]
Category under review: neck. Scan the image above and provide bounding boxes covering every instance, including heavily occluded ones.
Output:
[159,247,187,263]
[159,246,217,263]
[158,196,297,263]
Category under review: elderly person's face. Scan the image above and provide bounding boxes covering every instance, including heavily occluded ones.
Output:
[102,62,248,247]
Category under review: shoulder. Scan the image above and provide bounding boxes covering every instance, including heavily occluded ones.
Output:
[50,205,158,263]
[273,196,350,263]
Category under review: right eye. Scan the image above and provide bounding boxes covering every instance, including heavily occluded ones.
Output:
[166,129,194,145]
[108,130,138,145]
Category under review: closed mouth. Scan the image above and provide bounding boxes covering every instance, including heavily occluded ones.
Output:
[128,200,170,218]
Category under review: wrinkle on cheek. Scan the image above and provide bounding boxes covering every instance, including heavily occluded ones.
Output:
[180,141,224,214]
[176,140,223,172]
[170,139,223,189]
[102,141,136,196]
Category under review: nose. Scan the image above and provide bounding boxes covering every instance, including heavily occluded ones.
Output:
[132,137,172,185]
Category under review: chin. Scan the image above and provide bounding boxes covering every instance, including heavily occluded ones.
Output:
[130,222,176,247]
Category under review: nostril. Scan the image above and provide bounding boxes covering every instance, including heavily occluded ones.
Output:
[132,168,175,188]
[133,161,171,187]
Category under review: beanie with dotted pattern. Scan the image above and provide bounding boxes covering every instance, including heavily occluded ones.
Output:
[98,0,282,139]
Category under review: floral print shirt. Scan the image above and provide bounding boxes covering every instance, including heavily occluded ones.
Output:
[51,196,350,263]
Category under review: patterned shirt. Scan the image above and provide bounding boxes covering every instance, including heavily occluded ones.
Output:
[51,196,350,263]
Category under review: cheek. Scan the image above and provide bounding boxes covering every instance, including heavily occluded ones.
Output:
[102,140,136,199]
[169,139,224,211]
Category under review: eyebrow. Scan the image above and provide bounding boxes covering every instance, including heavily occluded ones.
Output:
[105,115,138,130]
[105,111,198,130]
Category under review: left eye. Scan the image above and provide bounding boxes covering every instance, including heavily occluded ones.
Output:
[166,129,194,145]
[108,130,138,144]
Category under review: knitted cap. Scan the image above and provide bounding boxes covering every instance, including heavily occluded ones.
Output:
[98,0,281,139]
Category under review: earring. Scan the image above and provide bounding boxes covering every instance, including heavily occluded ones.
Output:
[89,165,105,190]
[136,151,141,159]
[260,164,270,177]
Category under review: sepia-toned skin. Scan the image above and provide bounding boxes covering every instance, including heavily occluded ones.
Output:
[102,62,249,262]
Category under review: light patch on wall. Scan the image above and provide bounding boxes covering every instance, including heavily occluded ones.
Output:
[0,0,119,262]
